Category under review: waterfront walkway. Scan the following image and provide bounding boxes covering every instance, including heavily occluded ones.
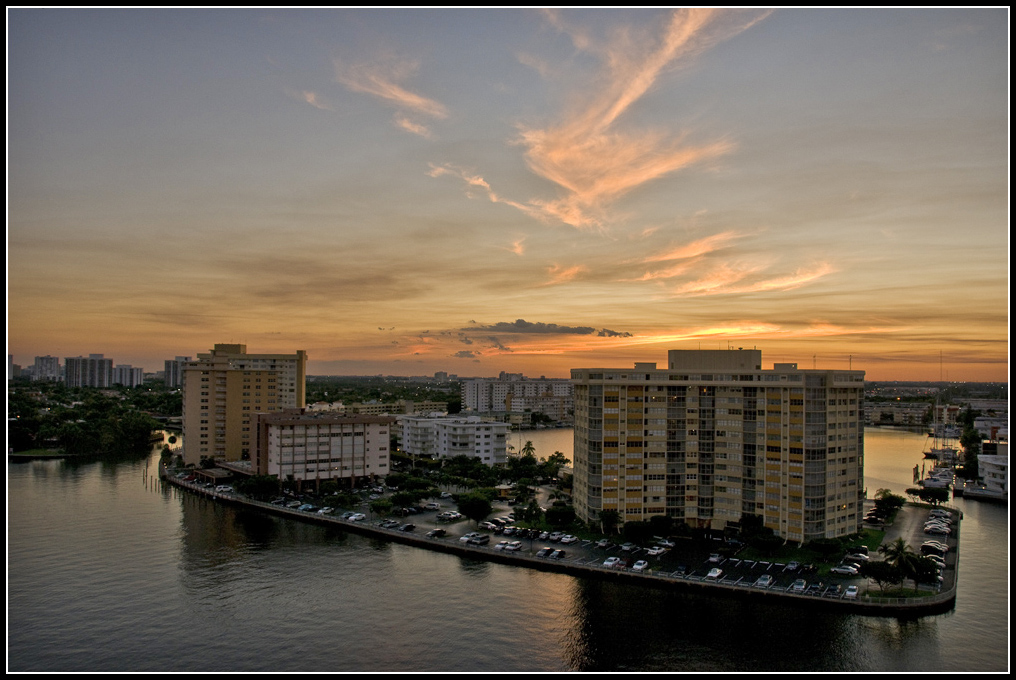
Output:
[161,468,957,618]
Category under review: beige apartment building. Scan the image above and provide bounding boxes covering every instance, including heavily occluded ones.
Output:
[254,409,395,490]
[182,344,307,465]
[571,349,865,543]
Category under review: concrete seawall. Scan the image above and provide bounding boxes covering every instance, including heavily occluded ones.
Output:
[162,470,956,618]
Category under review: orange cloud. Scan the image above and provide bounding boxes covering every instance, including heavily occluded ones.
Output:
[512,9,770,228]
[335,56,447,135]
[543,264,588,286]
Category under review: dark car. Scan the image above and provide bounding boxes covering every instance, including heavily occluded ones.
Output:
[536,547,553,558]
[399,524,416,532]
[425,528,446,538]
[549,549,566,560]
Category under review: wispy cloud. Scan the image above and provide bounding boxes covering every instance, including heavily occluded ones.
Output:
[287,89,333,111]
[667,262,835,297]
[543,263,588,286]
[512,9,771,228]
[335,56,447,135]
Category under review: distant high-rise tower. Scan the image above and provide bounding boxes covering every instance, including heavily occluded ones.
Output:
[164,356,191,388]
[32,355,62,382]
[64,354,114,388]
[181,344,307,465]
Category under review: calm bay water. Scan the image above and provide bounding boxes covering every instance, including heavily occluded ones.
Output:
[7,428,1009,672]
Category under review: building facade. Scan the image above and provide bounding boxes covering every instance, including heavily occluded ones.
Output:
[462,373,574,423]
[64,354,114,388]
[571,350,865,542]
[32,356,63,382]
[182,344,307,465]
[113,365,144,387]
[164,356,191,388]
[400,414,509,466]
[254,409,394,489]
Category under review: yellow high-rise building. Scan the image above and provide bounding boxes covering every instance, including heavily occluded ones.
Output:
[571,350,865,542]
[182,344,307,465]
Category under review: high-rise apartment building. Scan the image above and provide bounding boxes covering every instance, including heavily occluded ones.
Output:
[113,365,144,387]
[32,355,63,382]
[254,409,395,490]
[164,356,191,388]
[571,349,865,542]
[64,354,114,388]
[182,344,307,465]
[462,373,574,423]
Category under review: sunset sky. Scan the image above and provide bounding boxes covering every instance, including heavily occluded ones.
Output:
[7,8,1009,381]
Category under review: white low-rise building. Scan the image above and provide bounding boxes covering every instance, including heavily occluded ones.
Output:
[255,409,395,489]
[401,414,509,466]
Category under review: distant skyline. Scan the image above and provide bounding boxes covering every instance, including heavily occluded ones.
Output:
[7,9,1009,381]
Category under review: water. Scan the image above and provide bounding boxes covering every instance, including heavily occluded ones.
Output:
[7,428,1009,672]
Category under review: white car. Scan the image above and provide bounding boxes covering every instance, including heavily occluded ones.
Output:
[504,541,522,552]
[632,560,649,572]
[460,532,482,543]
[493,540,510,550]
[560,535,578,544]
[755,574,774,588]
[348,513,366,521]
[706,568,723,580]
[646,546,667,556]
[831,565,859,576]
[603,556,621,568]
[845,585,859,599]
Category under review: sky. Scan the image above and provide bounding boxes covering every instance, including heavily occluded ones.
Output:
[7,8,1010,381]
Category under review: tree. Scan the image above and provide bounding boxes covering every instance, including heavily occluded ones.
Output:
[521,440,536,458]
[914,487,950,506]
[370,497,394,518]
[859,560,904,594]
[457,493,493,525]
[236,475,281,501]
[599,509,621,535]
[545,504,576,528]
[872,488,906,519]
[878,538,923,591]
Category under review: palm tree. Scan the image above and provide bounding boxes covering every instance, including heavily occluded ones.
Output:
[521,440,536,458]
[878,538,922,591]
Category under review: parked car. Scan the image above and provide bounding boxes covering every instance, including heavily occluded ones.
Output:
[754,574,774,588]
[705,568,723,580]
[536,547,553,558]
[468,535,490,545]
[657,539,676,548]
[549,549,566,560]
[785,561,801,572]
[708,553,722,563]
[504,541,522,552]
[845,585,859,599]
[426,528,447,538]
[459,532,481,543]
[595,539,611,549]
[348,513,366,521]
[621,543,637,552]
[548,532,564,542]
[791,578,807,593]
[603,556,621,568]
[424,502,441,510]
[560,535,578,545]
[631,560,649,572]
[494,540,510,550]
[646,546,667,556]
[317,507,334,515]
[830,565,859,576]
[398,524,416,532]
[845,553,870,562]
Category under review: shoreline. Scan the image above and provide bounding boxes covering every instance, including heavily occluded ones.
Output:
[160,467,957,618]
